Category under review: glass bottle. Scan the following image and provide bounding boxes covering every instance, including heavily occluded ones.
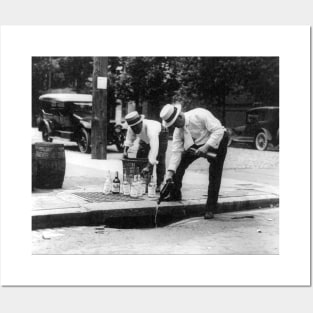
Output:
[135,167,142,196]
[130,174,138,198]
[148,175,156,197]
[103,171,112,195]
[123,172,130,196]
[137,174,143,197]
[112,171,120,194]
[140,174,146,195]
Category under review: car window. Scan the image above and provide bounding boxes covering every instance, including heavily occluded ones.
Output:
[73,102,92,114]
[247,110,267,123]
[41,101,53,113]
[51,102,65,109]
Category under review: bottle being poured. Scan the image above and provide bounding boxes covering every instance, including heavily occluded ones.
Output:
[154,179,175,227]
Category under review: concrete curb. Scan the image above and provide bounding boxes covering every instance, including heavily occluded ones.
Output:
[32,195,279,230]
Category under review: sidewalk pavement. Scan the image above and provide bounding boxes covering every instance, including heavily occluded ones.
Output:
[32,157,279,230]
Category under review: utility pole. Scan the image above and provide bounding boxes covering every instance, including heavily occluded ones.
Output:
[91,57,108,159]
[48,57,52,89]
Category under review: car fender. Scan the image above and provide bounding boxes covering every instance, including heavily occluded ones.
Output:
[226,127,234,136]
[79,120,91,129]
[257,128,272,141]
[232,125,247,136]
[39,119,52,133]
[276,128,279,142]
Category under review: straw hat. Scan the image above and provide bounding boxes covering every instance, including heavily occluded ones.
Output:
[160,104,181,127]
[125,111,145,127]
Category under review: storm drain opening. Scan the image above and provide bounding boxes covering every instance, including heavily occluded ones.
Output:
[72,192,144,202]
[72,192,202,229]
[97,214,191,229]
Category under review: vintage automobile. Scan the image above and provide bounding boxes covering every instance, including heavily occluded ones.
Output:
[227,106,279,151]
[36,93,127,153]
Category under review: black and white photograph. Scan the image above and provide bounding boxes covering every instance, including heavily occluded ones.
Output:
[31,56,279,255]
[1,25,310,288]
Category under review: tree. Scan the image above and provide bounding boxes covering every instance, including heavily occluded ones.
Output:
[58,57,93,91]
[32,57,94,125]
[109,57,180,119]
[172,57,279,124]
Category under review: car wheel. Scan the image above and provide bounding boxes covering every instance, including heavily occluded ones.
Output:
[77,128,91,153]
[42,125,52,142]
[255,132,268,151]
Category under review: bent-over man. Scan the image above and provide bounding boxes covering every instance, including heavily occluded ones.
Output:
[124,111,168,192]
[159,104,228,219]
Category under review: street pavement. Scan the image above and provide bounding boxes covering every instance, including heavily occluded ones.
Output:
[32,208,279,254]
[32,127,279,252]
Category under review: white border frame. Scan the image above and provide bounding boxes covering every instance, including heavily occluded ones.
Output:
[0,26,311,286]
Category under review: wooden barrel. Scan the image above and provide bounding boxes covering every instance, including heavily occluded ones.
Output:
[32,144,37,191]
[35,143,66,189]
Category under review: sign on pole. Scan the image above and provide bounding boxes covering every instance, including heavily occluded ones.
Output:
[91,57,108,159]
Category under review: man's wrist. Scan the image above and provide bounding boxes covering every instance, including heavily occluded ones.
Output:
[204,142,211,149]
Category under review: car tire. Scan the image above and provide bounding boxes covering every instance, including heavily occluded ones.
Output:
[255,132,268,151]
[42,125,52,142]
[77,128,91,153]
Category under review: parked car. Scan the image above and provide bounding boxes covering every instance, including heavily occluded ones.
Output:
[36,93,127,153]
[227,106,279,151]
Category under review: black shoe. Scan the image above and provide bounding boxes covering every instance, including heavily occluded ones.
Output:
[204,211,214,219]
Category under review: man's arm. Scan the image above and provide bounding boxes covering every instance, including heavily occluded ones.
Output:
[196,110,225,155]
[147,126,160,166]
[204,110,225,149]
[123,128,137,158]
[124,128,137,148]
[141,123,160,176]
[167,128,184,174]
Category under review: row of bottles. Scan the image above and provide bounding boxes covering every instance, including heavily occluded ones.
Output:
[103,168,156,198]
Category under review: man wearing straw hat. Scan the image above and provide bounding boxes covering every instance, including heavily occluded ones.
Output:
[123,111,168,192]
[159,104,228,219]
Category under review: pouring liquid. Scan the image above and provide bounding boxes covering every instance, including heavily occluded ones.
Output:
[154,204,159,228]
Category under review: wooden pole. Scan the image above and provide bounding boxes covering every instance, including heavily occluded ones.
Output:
[91,57,108,159]
[48,57,52,89]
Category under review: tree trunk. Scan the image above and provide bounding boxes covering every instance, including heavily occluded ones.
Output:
[91,57,108,159]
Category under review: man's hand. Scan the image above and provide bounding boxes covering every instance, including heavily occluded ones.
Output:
[195,145,209,156]
[141,162,153,177]
[165,170,174,182]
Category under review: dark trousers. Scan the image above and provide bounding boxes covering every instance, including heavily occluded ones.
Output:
[172,132,228,213]
[136,128,169,187]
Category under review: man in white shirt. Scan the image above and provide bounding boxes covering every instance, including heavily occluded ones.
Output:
[160,104,228,219]
[123,111,168,191]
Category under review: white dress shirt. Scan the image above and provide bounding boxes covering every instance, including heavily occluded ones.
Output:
[168,108,225,172]
[124,119,162,165]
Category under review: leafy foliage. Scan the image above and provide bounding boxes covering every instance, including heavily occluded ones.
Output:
[32,56,279,125]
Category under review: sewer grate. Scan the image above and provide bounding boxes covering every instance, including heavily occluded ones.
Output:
[72,192,143,203]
